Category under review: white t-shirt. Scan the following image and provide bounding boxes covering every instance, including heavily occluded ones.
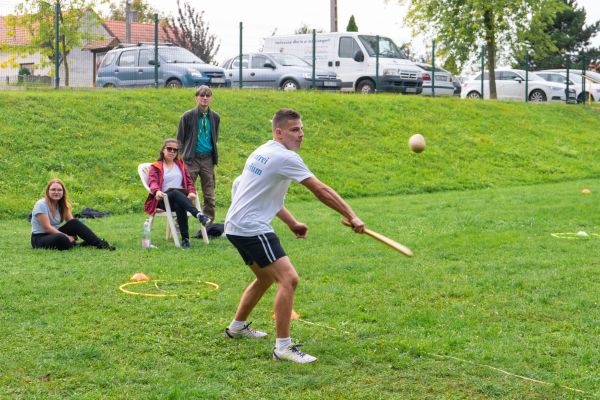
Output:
[162,163,183,192]
[225,140,314,236]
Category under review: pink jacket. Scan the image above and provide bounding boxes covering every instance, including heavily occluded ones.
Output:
[143,159,197,215]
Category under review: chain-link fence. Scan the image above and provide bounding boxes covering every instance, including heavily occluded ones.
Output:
[0,1,597,105]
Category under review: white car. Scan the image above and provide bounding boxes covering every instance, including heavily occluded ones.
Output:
[461,68,574,102]
[415,62,455,96]
[534,71,579,103]
[539,69,600,103]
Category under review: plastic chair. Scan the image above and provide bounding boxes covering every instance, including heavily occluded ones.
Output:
[138,163,209,247]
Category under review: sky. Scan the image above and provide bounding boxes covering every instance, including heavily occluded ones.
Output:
[1,0,599,65]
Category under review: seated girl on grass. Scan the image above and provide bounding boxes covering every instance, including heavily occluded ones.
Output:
[30,178,115,251]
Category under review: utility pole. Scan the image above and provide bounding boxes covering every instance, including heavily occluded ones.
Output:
[125,0,131,43]
[330,0,338,32]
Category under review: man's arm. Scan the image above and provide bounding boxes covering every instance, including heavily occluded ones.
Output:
[301,176,365,233]
[277,207,308,238]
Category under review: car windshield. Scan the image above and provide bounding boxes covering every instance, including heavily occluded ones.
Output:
[269,54,310,67]
[358,35,407,59]
[159,47,205,64]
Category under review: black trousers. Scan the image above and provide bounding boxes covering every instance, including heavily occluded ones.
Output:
[158,189,200,240]
[31,218,103,250]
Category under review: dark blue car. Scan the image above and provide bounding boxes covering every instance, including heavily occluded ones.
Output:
[96,44,231,88]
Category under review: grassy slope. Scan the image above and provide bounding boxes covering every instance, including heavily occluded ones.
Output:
[0,89,599,218]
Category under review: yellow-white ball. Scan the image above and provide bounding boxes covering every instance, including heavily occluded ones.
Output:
[409,134,426,153]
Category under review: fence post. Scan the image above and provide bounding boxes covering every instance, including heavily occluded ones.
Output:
[525,53,529,103]
[565,54,571,104]
[480,45,485,99]
[54,1,60,89]
[375,35,379,93]
[431,40,436,97]
[581,55,586,105]
[154,13,159,88]
[312,29,316,89]
[239,22,243,89]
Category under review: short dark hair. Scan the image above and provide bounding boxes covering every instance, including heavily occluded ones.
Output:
[195,85,212,97]
[272,108,301,130]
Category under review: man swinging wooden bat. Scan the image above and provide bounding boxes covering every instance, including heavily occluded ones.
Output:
[223,108,365,364]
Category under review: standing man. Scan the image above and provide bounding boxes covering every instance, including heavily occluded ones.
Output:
[177,85,220,224]
[223,108,365,364]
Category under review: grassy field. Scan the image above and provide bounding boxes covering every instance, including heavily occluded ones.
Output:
[2,89,600,398]
[1,178,599,398]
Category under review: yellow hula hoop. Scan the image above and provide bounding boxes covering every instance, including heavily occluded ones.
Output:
[119,279,220,297]
[551,232,600,239]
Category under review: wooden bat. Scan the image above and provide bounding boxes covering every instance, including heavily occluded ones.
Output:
[341,219,413,257]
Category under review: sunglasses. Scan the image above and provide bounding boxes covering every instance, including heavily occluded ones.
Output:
[165,146,179,153]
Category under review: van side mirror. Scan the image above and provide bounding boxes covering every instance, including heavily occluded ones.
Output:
[263,62,276,69]
[148,59,160,67]
[353,50,364,62]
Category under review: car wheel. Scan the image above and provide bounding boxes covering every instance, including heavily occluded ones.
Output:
[356,80,375,94]
[166,79,182,88]
[280,79,299,91]
[577,92,595,103]
[528,89,547,102]
[466,91,481,99]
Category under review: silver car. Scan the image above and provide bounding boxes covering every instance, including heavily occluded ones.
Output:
[221,53,341,90]
[415,62,455,96]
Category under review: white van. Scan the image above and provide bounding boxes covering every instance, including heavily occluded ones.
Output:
[262,32,423,94]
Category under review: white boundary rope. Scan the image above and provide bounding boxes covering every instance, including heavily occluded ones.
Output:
[551,232,600,239]
[426,352,584,394]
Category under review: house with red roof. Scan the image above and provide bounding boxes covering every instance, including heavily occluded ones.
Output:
[0,13,173,87]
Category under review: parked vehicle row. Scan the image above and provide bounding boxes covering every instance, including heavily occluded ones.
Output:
[95,40,592,106]
[460,69,576,102]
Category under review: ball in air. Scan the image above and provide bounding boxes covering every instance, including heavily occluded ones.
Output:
[409,134,426,153]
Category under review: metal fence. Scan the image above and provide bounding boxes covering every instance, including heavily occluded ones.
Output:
[0,2,597,105]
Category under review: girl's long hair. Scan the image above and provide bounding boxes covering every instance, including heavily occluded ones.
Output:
[44,178,72,222]
[158,138,182,162]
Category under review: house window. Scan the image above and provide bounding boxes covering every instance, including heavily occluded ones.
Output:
[20,63,34,74]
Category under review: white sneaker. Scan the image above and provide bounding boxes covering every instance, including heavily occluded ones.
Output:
[224,322,268,339]
[272,343,317,364]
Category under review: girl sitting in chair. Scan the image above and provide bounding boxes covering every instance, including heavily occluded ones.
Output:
[144,138,210,249]
[31,178,115,251]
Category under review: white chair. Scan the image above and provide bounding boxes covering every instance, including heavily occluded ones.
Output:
[138,163,209,247]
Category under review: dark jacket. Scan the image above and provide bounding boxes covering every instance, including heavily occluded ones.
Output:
[143,160,196,215]
[176,107,220,165]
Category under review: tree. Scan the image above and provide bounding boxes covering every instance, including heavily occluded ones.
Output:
[1,0,103,86]
[108,0,159,23]
[346,15,358,32]
[513,0,600,70]
[294,24,324,34]
[397,0,566,99]
[162,0,220,64]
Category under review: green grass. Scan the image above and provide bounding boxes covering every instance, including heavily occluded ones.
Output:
[1,178,600,398]
[2,89,600,398]
[0,89,599,218]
